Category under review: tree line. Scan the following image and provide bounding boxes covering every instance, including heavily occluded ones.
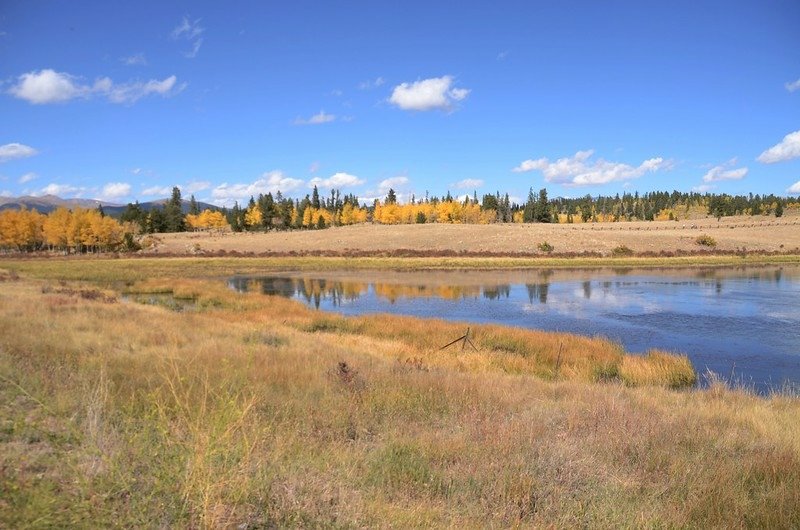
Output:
[120,186,795,235]
[3,186,796,251]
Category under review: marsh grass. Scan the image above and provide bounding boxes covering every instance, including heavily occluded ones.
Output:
[1,268,799,527]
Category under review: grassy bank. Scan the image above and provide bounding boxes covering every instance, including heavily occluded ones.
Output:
[2,268,799,527]
[3,253,800,284]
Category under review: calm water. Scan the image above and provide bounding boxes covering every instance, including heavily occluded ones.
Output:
[229,266,800,391]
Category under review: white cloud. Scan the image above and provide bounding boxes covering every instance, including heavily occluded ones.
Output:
[453,178,484,189]
[294,110,336,125]
[358,77,385,90]
[99,182,131,200]
[122,53,147,66]
[0,190,11,198]
[702,159,748,182]
[692,184,714,193]
[512,149,671,186]
[785,181,800,194]
[38,183,87,197]
[172,16,204,58]
[377,176,409,194]
[211,170,305,206]
[106,75,184,104]
[7,69,86,103]
[309,172,364,189]
[0,142,38,162]
[757,130,800,164]
[141,186,172,197]
[309,161,320,173]
[18,172,37,184]
[388,75,471,111]
[786,78,800,92]
[131,168,142,175]
[7,69,184,105]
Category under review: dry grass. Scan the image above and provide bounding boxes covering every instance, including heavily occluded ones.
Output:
[1,267,799,527]
[152,216,800,255]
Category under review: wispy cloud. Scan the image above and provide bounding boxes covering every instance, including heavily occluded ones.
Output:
[702,159,748,182]
[785,78,800,92]
[786,181,800,194]
[171,16,204,58]
[453,178,484,189]
[513,149,672,187]
[497,50,509,60]
[358,77,385,90]
[0,142,38,162]
[184,181,211,193]
[7,69,184,105]
[388,76,470,112]
[757,130,800,164]
[294,110,336,125]
[122,53,147,66]
[38,183,88,197]
[141,185,172,197]
[18,172,37,184]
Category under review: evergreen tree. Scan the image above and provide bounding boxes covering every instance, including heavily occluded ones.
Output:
[311,186,321,209]
[164,186,186,232]
[386,188,397,204]
[189,194,199,215]
[534,188,551,223]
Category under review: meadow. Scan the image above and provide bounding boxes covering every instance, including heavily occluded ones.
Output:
[1,258,799,527]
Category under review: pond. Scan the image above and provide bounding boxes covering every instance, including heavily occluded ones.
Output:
[228,266,800,392]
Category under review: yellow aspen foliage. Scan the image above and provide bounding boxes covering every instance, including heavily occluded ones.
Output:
[0,208,44,250]
[244,205,263,228]
[339,203,368,225]
[303,207,334,228]
[43,207,71,248]
[187,209,229,230]
[0,206,132,252]
[302,207,313,227]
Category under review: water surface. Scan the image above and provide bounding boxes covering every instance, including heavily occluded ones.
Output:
[229,266,800,391]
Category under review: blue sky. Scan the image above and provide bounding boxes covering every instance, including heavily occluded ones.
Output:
[1,1,799,206]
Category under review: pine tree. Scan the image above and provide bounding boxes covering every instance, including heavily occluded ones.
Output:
[189,195,199,215]
[164,186,186,232]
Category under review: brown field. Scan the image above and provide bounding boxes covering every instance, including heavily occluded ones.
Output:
[154,216,800,256]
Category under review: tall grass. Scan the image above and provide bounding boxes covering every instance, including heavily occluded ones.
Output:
[1,271,799,527]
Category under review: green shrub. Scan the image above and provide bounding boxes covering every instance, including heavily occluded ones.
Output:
[696,234,717,247]
[538,241,554,253]
[611,245,634,257]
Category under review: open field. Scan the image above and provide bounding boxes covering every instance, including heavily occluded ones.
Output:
[2,262,800,527]
[153,215,800,256]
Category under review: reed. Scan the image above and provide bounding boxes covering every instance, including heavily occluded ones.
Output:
[1,268,798,527]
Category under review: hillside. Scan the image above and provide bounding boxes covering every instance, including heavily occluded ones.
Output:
[0,194,217,216]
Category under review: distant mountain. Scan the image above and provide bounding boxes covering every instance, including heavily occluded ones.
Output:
[0,194,116,214]
[0,195,220,216]
[103,198,220,217]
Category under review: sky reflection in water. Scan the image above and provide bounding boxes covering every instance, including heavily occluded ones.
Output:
[229,266,800,392]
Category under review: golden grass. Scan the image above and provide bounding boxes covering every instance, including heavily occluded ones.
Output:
[3,253,800,285]
[1,267,799,527]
